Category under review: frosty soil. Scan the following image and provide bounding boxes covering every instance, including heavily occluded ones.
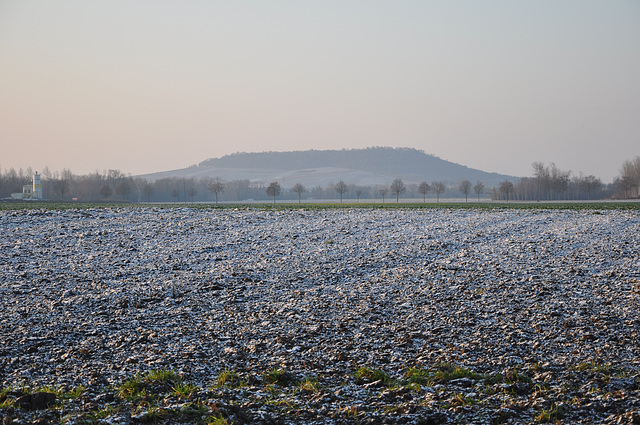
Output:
[1,207,639,424]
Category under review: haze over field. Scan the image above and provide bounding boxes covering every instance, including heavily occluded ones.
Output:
[1,1,639,182]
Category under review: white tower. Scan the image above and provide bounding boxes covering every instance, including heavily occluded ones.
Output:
[33,172,43,199]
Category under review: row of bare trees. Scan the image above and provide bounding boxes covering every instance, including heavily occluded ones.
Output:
[0,166,559,203]
[258,178,486,203]
[0,169,473,203]
[487,162,612,201]
[4,156,639,202]
[1,163,492,203]
[204,178,486,203]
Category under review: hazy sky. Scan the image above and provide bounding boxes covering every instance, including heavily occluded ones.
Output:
[1,1,639,182]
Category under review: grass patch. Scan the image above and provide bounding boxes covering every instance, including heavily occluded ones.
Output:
[144,369,182,384]
[0,387,12,407]
[354,366,394,387]
[572,361,615,376]
[214,370,245,389]
[85,405,116,421]
[181,401,210,416]
[404,367,433,386]
[172,382,198,399]
[265,396,300,409]
[262,369,298,386]
[298,376,321,393]
[39,385,85,400]
[204,415,231,425]
[0,374,228,425]
[61,386,85,400]
[118,369,183,401]
[484,373,504,385]
[448,393,477,407]
[137,405,175,423]
[0,397,14,409]
[533,382,552,395]
[504,369,532,384]
[431,362,484,383]
[117,375,147,401]
[535,403,564,422]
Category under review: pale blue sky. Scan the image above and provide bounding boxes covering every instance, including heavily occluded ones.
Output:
[1,1,639,181]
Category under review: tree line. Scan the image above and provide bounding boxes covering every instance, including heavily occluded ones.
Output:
[487,159,640,201]
[489,163,609,201]
[1,156,638,203]
[0,168,483,203]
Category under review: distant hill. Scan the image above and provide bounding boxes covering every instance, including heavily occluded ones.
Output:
[140,147,516,188]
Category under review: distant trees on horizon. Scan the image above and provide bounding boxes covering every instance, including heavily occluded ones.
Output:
[334,180,348,203]
[207,177,225,204]
[291,183,306,203]
[2,156,638,203]
[266,181,281,204]
[617,156,640,199]
[489,162,610,201]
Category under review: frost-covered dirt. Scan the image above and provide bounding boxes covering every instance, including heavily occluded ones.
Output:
[1,207,640,424]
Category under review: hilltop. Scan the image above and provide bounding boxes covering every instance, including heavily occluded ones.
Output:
[140,147,516,187]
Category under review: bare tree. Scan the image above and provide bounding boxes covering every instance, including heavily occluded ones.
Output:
[458,179,472,202]
[431,181,445,202]
[208,177,226,204]
[532,161,550,201]
[379,186,389,203]
[355,188,363,202]
[106,169,123,195]
[417,181,430,202]
[618,156,640,198]
[335,180,348,202]
[266,181,281,205]
[116,180,131,201]
[473,181,485,202]
[142,182,154,202]
[291,183,306,203]
[579,175,601,200]
[171,188,179,202]
[548,163,570,200]
[499,180,514,201]
[41,166,52,180]
[132,177,146,203]
[54,169,72,200]
[107,169,124,181]
[187,186,197,203]
[99,185,112,199]
[390,178,406,202]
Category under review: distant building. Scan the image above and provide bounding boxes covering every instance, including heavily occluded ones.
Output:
[11,172,43,200]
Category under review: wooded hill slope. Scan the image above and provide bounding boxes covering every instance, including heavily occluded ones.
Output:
[142,147,516,187]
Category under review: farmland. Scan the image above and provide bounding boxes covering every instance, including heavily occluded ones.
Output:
[1,205,639,423]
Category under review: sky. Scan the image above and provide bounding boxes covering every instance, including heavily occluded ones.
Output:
[1,1,639,182]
